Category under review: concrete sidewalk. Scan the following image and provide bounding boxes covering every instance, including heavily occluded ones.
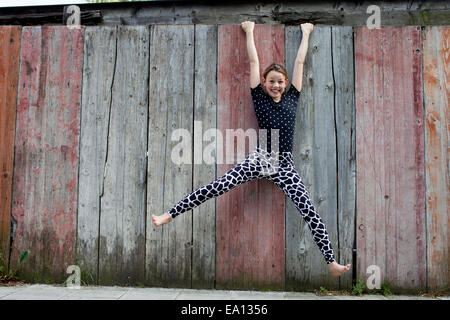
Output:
[0,284,448,300]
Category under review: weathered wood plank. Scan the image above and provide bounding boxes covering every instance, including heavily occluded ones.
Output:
[331,26,356,290]
[77,26,117,284]
[192,25,217,289]
[386,27,426,290]
[98,26,148,286]
[247,25,285,290]
[216,25,245,290]
[0,26,21,269]
[11,26,83,282]
[286,26,339,290]
[216,24,285,290]
[355,27,426,290]
[146,25,194,288]
[285,26,311,290]
[354,26,375,285]
[79,2,450,27]
[422,26,449,290]
[0,10,103,26]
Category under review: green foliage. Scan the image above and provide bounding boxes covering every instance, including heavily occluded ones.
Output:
[351,278,394,296]
[0,249,31,283]
[380,283,393,296]
[71,260,97,286]
[80,268,95,286]
[351,278,366,295]
[18,250,30,267]
[0,253,5,274]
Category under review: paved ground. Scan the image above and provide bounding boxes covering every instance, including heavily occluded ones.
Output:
[0,284,448,300]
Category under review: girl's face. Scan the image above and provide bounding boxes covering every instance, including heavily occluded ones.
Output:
[262,70,288,102]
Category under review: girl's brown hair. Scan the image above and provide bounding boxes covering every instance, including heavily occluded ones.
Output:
[263,63,288,80]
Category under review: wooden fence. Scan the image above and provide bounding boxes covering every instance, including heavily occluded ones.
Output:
[0,24,448,292]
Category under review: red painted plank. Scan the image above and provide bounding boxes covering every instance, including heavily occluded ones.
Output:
[423,26,449,289]
[0,26,21,268]
[217,24,285,290]
[382,27,398,284]
[11,26,83,282]
[355,27,426,289]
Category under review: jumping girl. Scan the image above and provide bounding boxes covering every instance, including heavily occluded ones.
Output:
[152,21,351,278]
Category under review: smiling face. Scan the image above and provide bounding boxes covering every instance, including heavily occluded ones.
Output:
[262,70,288,102]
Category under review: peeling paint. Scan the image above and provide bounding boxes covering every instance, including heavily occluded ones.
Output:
[10,26,83,282]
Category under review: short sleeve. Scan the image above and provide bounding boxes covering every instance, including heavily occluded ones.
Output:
[250,83,264,99]
[287,84,301,102]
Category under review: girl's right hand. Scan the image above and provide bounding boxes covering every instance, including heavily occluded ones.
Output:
[301,23,314,35]
[241,21,255,33]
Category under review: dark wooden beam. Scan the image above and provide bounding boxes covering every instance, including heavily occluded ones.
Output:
[0,10,102,26]
[95,1,450,26]
[0,1,448,26]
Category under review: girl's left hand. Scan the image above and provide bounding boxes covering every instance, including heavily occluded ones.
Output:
[301,23,314,35]
[241,21,255,33]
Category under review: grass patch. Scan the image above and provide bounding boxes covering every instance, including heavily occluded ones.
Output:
[0,250,30,285]
[313,280,402,297]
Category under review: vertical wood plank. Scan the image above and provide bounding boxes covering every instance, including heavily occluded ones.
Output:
[192,25,217,289]
[0,26,21,268]
[355,26,426,290]
[285,26,339,290]
[355,26,387,287]
[98,26,148,286]
[216,24,285,290]
[216,25,245,290]
[387,27,426,289]
[407,26,426,290]
[11,26,83,282]
[146,25,194,288]
[331,26,356,290]
[422,26,449,290]
[77,26,117,283]
[382,27,397,287]
[250,24,285,290]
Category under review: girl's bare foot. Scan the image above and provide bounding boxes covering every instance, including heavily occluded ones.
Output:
[152,213,172,226]
[328,261,351,278]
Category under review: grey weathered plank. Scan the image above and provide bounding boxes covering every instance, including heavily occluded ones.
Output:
[146,24,194,288]
[331,26,356,290]
[192,25,217,289]
[422,26,449,290]
[98,26,149,285]
[78,26,117,283]
[285,25,339,290]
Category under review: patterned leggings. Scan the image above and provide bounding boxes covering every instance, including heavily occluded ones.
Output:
[168,147,336,264]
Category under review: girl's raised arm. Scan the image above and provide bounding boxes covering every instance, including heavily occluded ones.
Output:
[241,21,260,89]
[291,23,314,92]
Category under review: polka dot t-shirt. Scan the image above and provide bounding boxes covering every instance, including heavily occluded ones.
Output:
[251,83,301,153]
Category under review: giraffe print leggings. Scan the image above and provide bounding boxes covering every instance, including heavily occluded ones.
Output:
[168,147,336,264]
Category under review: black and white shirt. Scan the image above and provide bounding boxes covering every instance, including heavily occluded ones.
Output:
[250,83,301,153]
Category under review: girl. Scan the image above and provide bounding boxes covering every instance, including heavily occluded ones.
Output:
[152,21,351,278]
